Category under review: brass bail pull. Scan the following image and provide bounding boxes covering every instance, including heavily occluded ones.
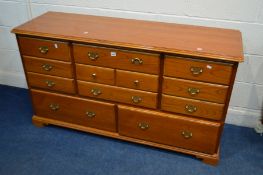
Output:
[131,58,143,65]
[88,52,99,61]
[190,67,203,76]
[138,122,149,130]
[39,46,49,54]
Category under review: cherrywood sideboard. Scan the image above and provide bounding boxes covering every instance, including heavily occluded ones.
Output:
[12,12,244,165]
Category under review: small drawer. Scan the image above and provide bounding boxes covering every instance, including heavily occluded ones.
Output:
[18,37,70,61]
[78,81,157,109]
[164,56,233,85]
[116,70,159,92]
[162,77,228,103]
[73,44,160,74]
[161,95,224,120]
[31,89,116,132]
[23,56,73,78]
[76,64,115,85]
[118,105,221,154]
[27,72,75,94]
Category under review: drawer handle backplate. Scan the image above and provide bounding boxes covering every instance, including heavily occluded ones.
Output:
[86,111,96,118]
[190,67,203,76]
[132,96,142,104]
[42,64,53,71]
[131,58,143,65]
[188,87,200,96]
[49,103,59,111]
[138,122,149,130]
[45,80,55,87]
[185,104,197,113]
[91,88,102,96]
[39,46,49,54]
[88,52,99,61]
[181,130,193,139]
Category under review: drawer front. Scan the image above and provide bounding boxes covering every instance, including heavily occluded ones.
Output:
[19,37,70,61]
[23,56,73,78]
[31,90,116,132]
[27,72,75,94]
[116,70,159,92]
[164,56,233,85]
[161,95,224,120]
[162,77,228,103]
[73,44,160,74]
[118,105,221,154]
[76,64,115,85]
[78,81,157,109]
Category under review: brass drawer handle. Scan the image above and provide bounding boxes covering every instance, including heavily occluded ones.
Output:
[190,67,203,76]
[39,46,49,54]
[185,104,197,113]
[49,103,59,111]
[131,58,143,65]
[45,80,55,87]
[188,87,200,96]
[86,111,96,118]
[91,73,97,79]
[42,64,53,71]
[138,122,149,130]
[181,130,193,139]
[88,52,99,61]
[132,96,142,104]
[133,80,140,86]
[91,88,102,96]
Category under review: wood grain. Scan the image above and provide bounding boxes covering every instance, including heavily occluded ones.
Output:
[12,12,243,62]
[23,56,73,78]
[76,64,115,85]
[27,72,75,94]
[116,70,159,92]
[18,36,71,61]
[73,44,160,74]
[31,89,116,132]
[162,77,229,103]
[161,95,224,120]
[118,105,221,154]
[164,56,234,85]
[78,81,158,109]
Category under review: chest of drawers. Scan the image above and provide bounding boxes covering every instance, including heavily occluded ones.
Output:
[12,12,243,165]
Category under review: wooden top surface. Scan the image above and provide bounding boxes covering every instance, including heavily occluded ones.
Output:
[12,12,244,62]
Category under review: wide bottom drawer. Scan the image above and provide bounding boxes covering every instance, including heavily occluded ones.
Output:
[31,89,116,132]
[118,105,221,154]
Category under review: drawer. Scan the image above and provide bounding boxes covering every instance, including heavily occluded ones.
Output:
[162,77,228,103]
[116,70,159,92]
[31,89,116,132]
[118,105,221,154]
[18,37,70,61]
[76,64,115,85]
[73,44,160,74]
[23,56,73,78]
[78,81,157,109]
[161,95,224,120]
[164,56,233,85]
[27,72,75,94]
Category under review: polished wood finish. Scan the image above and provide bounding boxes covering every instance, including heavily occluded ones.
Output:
[18,37,71,61]
[12,12,243,166]
[32,115,219,165]
[161,95,224,120]
[78,81,158,109]
[23,56,73,78]
[27,72,75,94]
[164,56,234,85]
[116,70,159,92]
[31,89,116,132]
[76,64,115,85]
[73,44,160,74]
[12,12,243,62]
[118,105,221,154]
[162,77,228,103]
